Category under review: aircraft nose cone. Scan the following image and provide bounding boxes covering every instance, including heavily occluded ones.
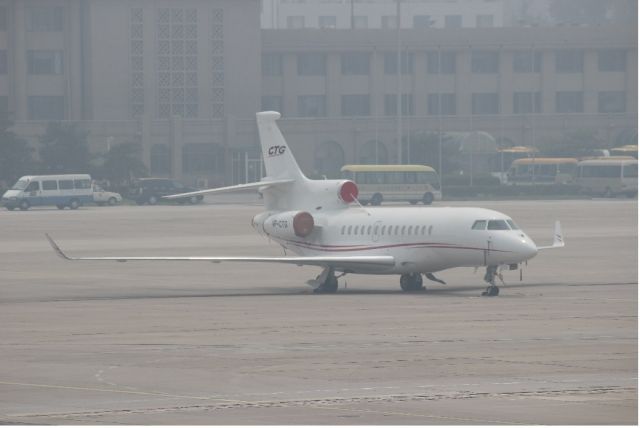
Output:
[522,238,538,259]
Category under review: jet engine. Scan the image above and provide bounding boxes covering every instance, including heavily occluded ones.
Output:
[261,210,315,240]
[338,180,359,204]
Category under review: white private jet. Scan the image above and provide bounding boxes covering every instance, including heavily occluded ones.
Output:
[46,111,564,296]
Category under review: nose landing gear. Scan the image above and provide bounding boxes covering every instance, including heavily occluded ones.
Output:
[482,265,500,296]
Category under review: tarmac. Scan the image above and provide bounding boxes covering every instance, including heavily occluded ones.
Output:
[0,199,637,424]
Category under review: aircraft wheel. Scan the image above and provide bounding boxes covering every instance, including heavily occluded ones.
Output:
[482,285,500,297]
[400,273,424,292]
[314,275,338,294]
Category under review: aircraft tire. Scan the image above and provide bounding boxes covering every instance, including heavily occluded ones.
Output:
[400,273,423,292]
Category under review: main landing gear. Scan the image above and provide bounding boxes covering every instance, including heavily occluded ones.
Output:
[311,267,339,294]
[400,273,424,292]
[482,265,500,297]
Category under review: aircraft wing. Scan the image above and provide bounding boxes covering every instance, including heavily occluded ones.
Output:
[163,179,294,200]
[45,234,395,271]
[536,221,565,250]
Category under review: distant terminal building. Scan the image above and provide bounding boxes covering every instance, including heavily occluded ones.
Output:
[0,0,636,185]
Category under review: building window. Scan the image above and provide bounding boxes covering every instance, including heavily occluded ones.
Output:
[427,51,456,74]
[341,52,370,75]
[556,91,583,113]
[287,16,304,29]
[513,51,541,73]
[384,94,414,116]
[261,95,282,113]
[28,96,64,120]
[513,92,541,114]
[556,50,583,73]
[341,94,370,116]
[444,15,462,28]
[319,15,336,28]
[297,95,326,117]
[0,7,7,31]
[150,144,171,175]
[26,7,63,32]
[384,52,413,74]
[353,16,368,29]
[27,51,64,75]
[472,93,499,115]
[262,53,283,76]
[0,50,6,74]
[182,143,223,174]
[428,93,456,115]
[598,91,626,113]
[471,50,499,73]
[476,14,494,28]
[413,15,434,28]
[381,15,397,29]
[598,49,626,72]
[297,53,326,76]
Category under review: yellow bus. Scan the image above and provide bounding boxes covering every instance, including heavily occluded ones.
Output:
[577,158,638,197]
[506,158,578,184]
[341,164,442,206]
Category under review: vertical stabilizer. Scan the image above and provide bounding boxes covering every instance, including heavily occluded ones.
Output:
[256,111,306,180]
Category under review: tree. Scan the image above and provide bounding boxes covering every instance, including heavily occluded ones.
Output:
[95,142,148,189]
[38,122,91,174]
[539,129,606,157]
[402,132,461,176]
[0,112,35,188]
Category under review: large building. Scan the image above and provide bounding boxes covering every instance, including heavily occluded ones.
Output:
[1,0,637,186]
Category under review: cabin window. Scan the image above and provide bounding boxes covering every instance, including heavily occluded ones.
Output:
[59,180,73,190]
[415,225,420,235]
[408,226,413,235]
[367,225,372,235]
[359,225,364,234]
[42,180,58,190]
[347,225,352,234]
[381,225,386,235]
[373,225,379,234]
[25,181,40,191]
[488,220,510,230]
[421,225,426,235]
[428,225,433,235]
[394,225,399,235]
[401,226,406,235]
[472,220,487,230]
[353,226,359,235]
[506,219,520,230]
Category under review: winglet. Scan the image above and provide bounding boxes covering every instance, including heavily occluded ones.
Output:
[45,233,72,260]
[537,221,565,250]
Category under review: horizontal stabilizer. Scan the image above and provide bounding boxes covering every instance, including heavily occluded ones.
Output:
[163,179,294,200]
[537,220,565,250]
[45,234,395,270]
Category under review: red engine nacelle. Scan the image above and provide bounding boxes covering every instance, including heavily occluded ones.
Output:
[338,180,359,204]
[262,210,315,239]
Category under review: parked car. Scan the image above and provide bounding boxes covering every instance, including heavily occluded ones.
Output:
[2,174,93,210]
[92,184,122,206]
[128,178,203,205]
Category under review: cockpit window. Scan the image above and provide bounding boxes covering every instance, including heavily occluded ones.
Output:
[488,220,510,230]
[472,220,487,230]
[506,219,519,230]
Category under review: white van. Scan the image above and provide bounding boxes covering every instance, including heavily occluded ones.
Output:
[2,174,93,210]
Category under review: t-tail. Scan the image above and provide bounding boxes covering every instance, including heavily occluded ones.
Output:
[165,111,360,213]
